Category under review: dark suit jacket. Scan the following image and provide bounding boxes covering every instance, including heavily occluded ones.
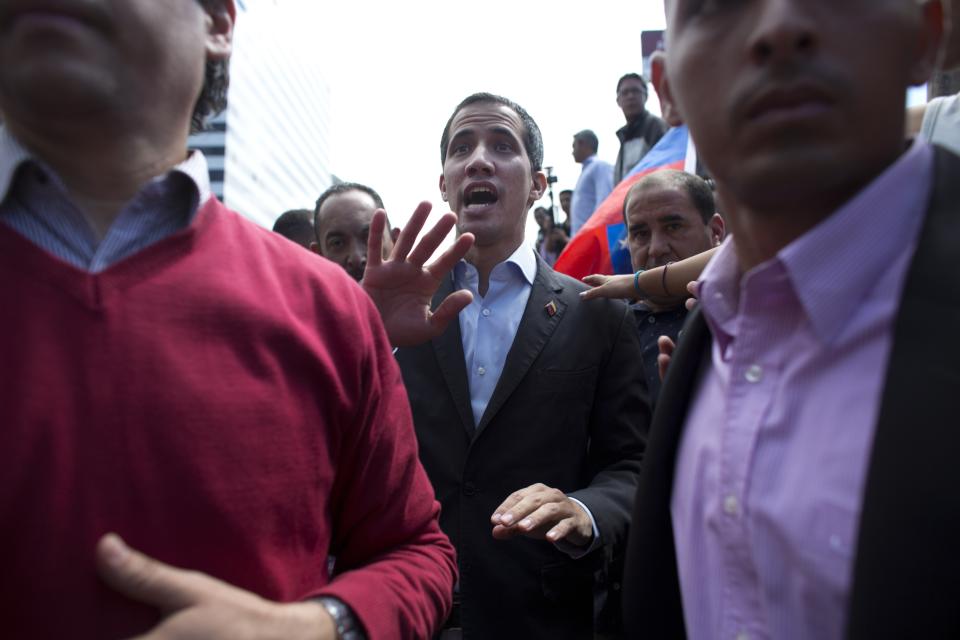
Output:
[622,146,960,638]
[397,256,650,639]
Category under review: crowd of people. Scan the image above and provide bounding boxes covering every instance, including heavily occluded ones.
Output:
[4,0,960,639]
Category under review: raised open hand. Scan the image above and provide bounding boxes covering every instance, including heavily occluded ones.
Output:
[362,202,475,347]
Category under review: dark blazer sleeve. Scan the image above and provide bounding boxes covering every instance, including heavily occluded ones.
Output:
[567,297,650,551]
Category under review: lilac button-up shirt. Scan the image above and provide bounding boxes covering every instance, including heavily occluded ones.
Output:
[671,141,934,640]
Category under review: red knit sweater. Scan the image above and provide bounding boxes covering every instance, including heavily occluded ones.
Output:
[0,198,455,639]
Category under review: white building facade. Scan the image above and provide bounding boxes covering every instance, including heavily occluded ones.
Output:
[190,0,334,228]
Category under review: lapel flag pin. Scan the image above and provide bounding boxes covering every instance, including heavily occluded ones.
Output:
[545,300,558,317]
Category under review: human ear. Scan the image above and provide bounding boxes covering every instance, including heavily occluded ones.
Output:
[528,171,547,206]
[439,174,448,201]
[204,0,235,61]
[652,51,683,126]
[708,213,725,245]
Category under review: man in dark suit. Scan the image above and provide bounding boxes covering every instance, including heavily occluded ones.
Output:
[395,93,649,638]
[623,1,960,638]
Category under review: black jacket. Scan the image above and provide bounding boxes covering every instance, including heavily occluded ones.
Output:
[397,256,650,639]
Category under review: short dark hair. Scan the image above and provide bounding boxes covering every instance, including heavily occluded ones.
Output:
[191,0,230,133]
[573,129,599,154]
[559,189,573,197]
[623,170,716,224]
[616,73,647,94]
[440,93,544,172]
[313,182,386,241]
[272,209,314,246]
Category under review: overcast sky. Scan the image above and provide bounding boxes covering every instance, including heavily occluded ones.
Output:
[284,1,927,243]
[298,0,668,238]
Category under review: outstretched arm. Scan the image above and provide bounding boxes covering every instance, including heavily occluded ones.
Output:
[362,203,475,347]
[580,246,718,303]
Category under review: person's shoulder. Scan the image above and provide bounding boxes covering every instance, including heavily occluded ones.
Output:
[203,199,370,305]
[647,112,669,135]
[587,158,613,175]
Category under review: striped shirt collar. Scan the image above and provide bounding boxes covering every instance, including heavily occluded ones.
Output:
[0,125,212,210]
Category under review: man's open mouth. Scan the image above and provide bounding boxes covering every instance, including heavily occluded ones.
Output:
[463,183,499,209]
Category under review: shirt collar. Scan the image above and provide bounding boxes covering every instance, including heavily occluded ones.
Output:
[617,112,649,141]
[780,140,933,344]
[0,124,212,209]
[0,127,32,203]
[456,242,538,292]
[698,140,934,346]
[582,154,597,168]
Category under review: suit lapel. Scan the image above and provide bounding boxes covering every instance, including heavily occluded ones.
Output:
[430,274,477,434]
[474,259,566,437]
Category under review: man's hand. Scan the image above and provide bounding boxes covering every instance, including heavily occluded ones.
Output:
[657,335,677,382]
[96,534,335,640]
[362,202,475,347]
[685,280,700,311]
[490,484,593,548]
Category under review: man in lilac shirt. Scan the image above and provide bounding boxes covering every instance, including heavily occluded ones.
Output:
[623,1,960,639]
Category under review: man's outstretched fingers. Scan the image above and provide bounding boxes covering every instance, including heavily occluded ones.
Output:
[406,212,457,267]
[96,533,217,614]
[430,290,474,336]
[391,201,432,262]
[427,231,474,279]
[366,209,387,269]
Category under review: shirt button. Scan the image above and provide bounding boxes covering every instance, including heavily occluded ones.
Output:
[723,495,740,516]
[744,364,763,383]
[482,308,491,317]
[477,366,486,376]
[647,316,656,324]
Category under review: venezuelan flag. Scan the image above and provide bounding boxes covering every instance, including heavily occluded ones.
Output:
[554,126,693,280]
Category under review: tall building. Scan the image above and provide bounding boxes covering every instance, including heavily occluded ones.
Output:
[189,0,334,228]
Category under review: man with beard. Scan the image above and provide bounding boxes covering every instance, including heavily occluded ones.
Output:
[0,1,458,637]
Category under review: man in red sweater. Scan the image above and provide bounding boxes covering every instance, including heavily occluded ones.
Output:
[0,1,466,638]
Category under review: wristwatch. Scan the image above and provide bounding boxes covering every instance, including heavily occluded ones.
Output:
[317,597,366,640]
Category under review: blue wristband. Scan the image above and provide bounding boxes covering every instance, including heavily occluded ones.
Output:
[633,269,646,297]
